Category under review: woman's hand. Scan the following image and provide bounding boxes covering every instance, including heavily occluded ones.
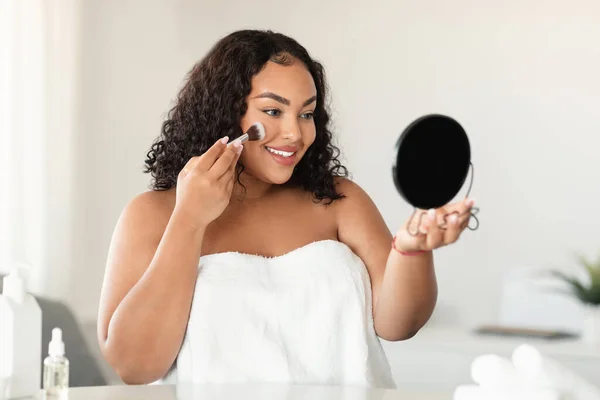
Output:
[174,137,243,229]
[393,198,476,253]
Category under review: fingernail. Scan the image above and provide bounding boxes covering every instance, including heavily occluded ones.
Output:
[466,198,475,206]
[235,143,243,153]
[428,209,436,221]
[233,140,241,148]
[220,136,229,144]
[449,215,458,224]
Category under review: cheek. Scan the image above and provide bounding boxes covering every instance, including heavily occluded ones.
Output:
[303,125,317,148]
[240,108,267,134]
[262,119,281,141]
[239,147,253,166]
[242,113,277,143]
[239,143,263,166]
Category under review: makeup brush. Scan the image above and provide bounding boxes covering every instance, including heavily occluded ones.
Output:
[231,122,265,144]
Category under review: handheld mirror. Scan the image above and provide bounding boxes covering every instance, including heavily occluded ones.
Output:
[392,114,480,236]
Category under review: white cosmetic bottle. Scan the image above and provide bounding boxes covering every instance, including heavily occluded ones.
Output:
[43,327,69,398]
[0,264,43,399]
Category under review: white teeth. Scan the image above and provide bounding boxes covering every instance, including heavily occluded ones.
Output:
[266,147,295,157]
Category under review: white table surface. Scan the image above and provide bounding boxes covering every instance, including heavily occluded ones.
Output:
[33,384,451,400]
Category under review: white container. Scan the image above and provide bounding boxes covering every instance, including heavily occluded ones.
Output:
[0,265,42,399]
[582,304,600,345]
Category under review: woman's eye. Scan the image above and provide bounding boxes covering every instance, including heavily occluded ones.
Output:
[264,109,314,119]
[264,109,281,117]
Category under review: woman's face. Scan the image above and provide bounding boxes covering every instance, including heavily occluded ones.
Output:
[239,59,317,185]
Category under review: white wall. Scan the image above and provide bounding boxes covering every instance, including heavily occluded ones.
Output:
[1,0,82,301]
[72,0,600,328]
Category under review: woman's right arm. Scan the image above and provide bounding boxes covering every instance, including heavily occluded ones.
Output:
[97,137,242,384]
[97,196,205,384]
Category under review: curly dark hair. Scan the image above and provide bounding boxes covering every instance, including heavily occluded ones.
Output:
[143,29,349,203]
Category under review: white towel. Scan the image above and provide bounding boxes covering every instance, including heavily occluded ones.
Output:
[512,344,600,400]
[170,240,396,388]
[454,384,563,400]
[471,354,526,389]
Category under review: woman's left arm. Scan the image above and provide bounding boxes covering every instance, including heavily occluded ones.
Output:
[335,179,474,341]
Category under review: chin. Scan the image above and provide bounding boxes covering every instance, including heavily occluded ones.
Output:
[240,164,295,186]
[262,156,303,185]
[265,172,295,185]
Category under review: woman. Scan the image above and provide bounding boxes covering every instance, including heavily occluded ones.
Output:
[97,29,474,389]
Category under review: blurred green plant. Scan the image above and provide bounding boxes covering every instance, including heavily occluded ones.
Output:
[545,253,600,306]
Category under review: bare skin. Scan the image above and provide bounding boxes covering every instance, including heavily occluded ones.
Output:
[97,59,474,385]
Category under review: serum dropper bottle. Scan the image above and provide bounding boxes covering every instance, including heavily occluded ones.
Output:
[43,327,69,398]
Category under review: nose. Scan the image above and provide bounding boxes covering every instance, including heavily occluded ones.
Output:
[281,116,301,142]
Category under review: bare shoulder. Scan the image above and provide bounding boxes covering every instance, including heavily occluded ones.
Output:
[110,189,176,249]
[121,189,175,228]
[125,188,175,216]
[332,176,392,259]
[332,177,380,215]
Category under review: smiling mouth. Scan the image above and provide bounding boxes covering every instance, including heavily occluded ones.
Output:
[265,146,296,158]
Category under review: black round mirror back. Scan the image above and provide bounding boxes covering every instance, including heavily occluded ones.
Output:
[392,114,479,234]
[393,114,471,209]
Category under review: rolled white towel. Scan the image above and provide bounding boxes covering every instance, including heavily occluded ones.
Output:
[0,373,9,400]
[454,384,563,400]
[512,344,600,400]
[471,354,527,389]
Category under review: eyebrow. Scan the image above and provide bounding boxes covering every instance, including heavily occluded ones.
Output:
[253,92,317,107]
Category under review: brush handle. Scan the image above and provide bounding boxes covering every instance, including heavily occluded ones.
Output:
[226,134,248,148]
[228,133,248,145]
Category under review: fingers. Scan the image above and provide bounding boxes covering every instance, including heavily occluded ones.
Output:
[441,198,475,244]
[220,144,243,182]
[455,198,476,231]
[406,210,423,236]
[180,156,199,178]
[443,213,462,244]
[210,141,243,179]
[425,209,444,248]
[459,198,475,217]
[453,198,475,218]
[403,198,476,251]
[193,136,230,172]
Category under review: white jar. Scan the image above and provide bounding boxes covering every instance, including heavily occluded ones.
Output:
[581,304,600,345]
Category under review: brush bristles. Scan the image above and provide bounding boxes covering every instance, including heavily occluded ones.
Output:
[245,122,265,141]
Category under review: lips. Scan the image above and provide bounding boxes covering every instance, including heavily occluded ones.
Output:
[266,145,298,152]
[265,146,295,157]
[264,146,297,166]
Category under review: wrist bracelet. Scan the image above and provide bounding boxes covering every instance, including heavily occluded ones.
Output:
[392,236,427,256]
